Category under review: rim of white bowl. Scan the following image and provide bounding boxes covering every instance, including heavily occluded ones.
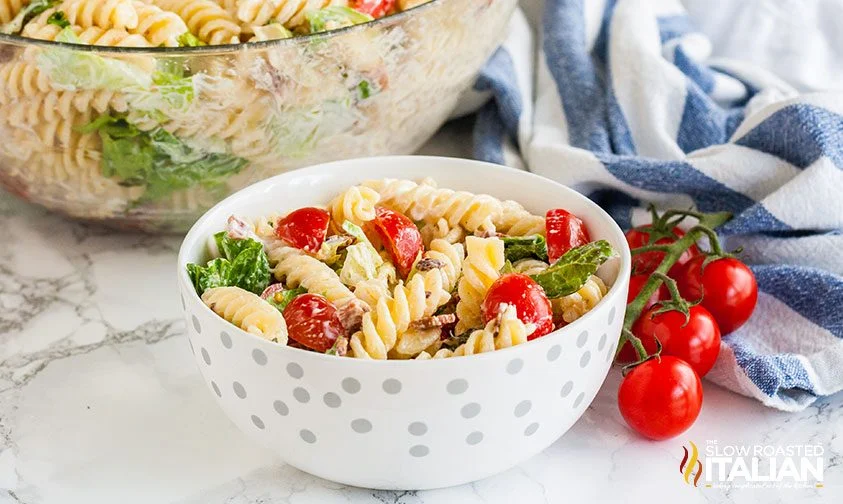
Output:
[178,155,632,365]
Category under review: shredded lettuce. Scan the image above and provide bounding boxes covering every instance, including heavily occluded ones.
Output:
[338,221,384,286]
[177,32,204,47]
[80,115,248,204]
[503,235,549,263]
[0,0,59,35]
[306,6,373,34]
[46,10,69,28]
[530,240,616,298]
[187,233,270,296]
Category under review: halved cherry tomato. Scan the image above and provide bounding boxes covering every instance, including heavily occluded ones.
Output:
[618,356,703,440]
[546,209,591,263]
[371,206,422,279]
[625,225,699,276]
[623,305,721,377]
[482,273,553,339]
[276,207,330,253]
[283,294,344,353]
[627,274,668,308]
[678,256,757,335]
[350,0,395,18]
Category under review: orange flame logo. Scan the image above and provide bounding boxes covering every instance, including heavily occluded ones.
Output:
[680,441,703,487]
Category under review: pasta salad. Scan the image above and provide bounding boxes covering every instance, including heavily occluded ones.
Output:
[186,178,617,359]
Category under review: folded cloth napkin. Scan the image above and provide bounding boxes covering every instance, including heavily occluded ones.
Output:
[471,0,843,411]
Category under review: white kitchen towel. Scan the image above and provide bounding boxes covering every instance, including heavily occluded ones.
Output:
[472,0,843,411]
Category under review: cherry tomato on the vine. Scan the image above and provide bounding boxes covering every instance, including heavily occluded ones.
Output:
[546,209,591,263]
[677,256,757,335]
[625,225,699,276]
[618,356,703,440]
[482,273,554,340]
[623,305,721,377]
[276,207,330,253]
[350,0,395,18]
[371,206,422,279]
[283,294,344,353]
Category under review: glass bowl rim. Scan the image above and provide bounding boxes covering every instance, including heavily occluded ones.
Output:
[0,0,441,56]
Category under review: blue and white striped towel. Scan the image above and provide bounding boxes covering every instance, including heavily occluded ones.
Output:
[470,0,843,411]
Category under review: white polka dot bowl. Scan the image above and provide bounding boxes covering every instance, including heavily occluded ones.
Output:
[177,156,631,490]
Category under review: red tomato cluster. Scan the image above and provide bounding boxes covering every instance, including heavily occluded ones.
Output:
[617,222,758,440]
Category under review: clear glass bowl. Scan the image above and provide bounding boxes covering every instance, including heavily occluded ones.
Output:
[0,0,516,232]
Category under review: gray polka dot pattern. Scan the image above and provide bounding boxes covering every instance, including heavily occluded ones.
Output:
[293,387,310,403]
[192,315,202,334]
[342,377,361,394]
[351,418,372,433]
[514,400,532,418]
[286,362,304,379]
[506,358,524,375]
[251,415,265,430]
[273,400,289,416]
[233,382,247,399]
[382,379,402,394]
[576,331,588,348]
[608,306,616,324]
[447,379,468,395]
[251,349,267,365]
[300,429,316,444]
[461,403,481,419]
[408,422,427,436]
[409,445,429,457]
[560,381,573,398]
[524,423,539,436]
[211,381,221,397]
[573,392,585,408]
[220,331,232,349]
[598,333,607,351]
[201,348,211,365]
[466,431,484,445]
[546,345,561,362]
[579,351,592,368]
[323,392,342,408]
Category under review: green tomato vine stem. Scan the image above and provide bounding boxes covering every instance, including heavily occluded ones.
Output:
[617,209,732,362]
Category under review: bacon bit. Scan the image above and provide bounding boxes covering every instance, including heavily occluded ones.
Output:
[416,257,446,271]
[260,283,286,300]
[409,313,457,330]
[336,298,369,335]
[326,336,349,357]
[225,215,260,241]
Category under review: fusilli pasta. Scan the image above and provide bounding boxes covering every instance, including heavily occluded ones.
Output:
[499,200,545,236]
[270,243,358,307]
[201,286,288,343]
[0,0,26,24]
[419,217,465,248]
[62,0,140,30]
[455,235,504,335]
[235,0,345,31]
[152,0,240,45]
[552,275,608,324]
[512,258,549,276]
[328,185,380,227]
[131,1,189,47]
[416,304,533,359]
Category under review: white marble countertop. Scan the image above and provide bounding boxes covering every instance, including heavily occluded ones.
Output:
[1,123,841,504]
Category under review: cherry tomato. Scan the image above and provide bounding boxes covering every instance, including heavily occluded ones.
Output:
[371,206,422,279]
[546,208,591,263]
[625,225,699,276]
[625,305,721,377]
[283,294,344,353]
[276,207,330,253]
[618,356,703,440]
[678,256,758,335]
[627,274,669,308]
[482,273,554,339]
[350,0,395,18]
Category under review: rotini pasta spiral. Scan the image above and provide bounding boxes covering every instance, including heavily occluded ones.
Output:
[152,0,240,45]
[419,238,463,293]
[22,19,152,46]
[328,185,380,227]
[419,217,465,248]
[416,304,532,359]
[455,236,504,335]
[362,178,502,233]
[0,62,52,103]
[62,0,140,30]
[235,0,345,30]
[131,1,189,47]
[201,286,288,343]
[0,0,25,23]
[499,200,545,236]
[270,243,358,307]
[552,275,608,324]
[512,258,549,276]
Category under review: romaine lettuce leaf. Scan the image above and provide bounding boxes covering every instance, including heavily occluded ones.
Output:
[530,240,616,298]
[503,235,548,263]
[338,220,384,286]
[187,258,230,295]
[186,234,270,295]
